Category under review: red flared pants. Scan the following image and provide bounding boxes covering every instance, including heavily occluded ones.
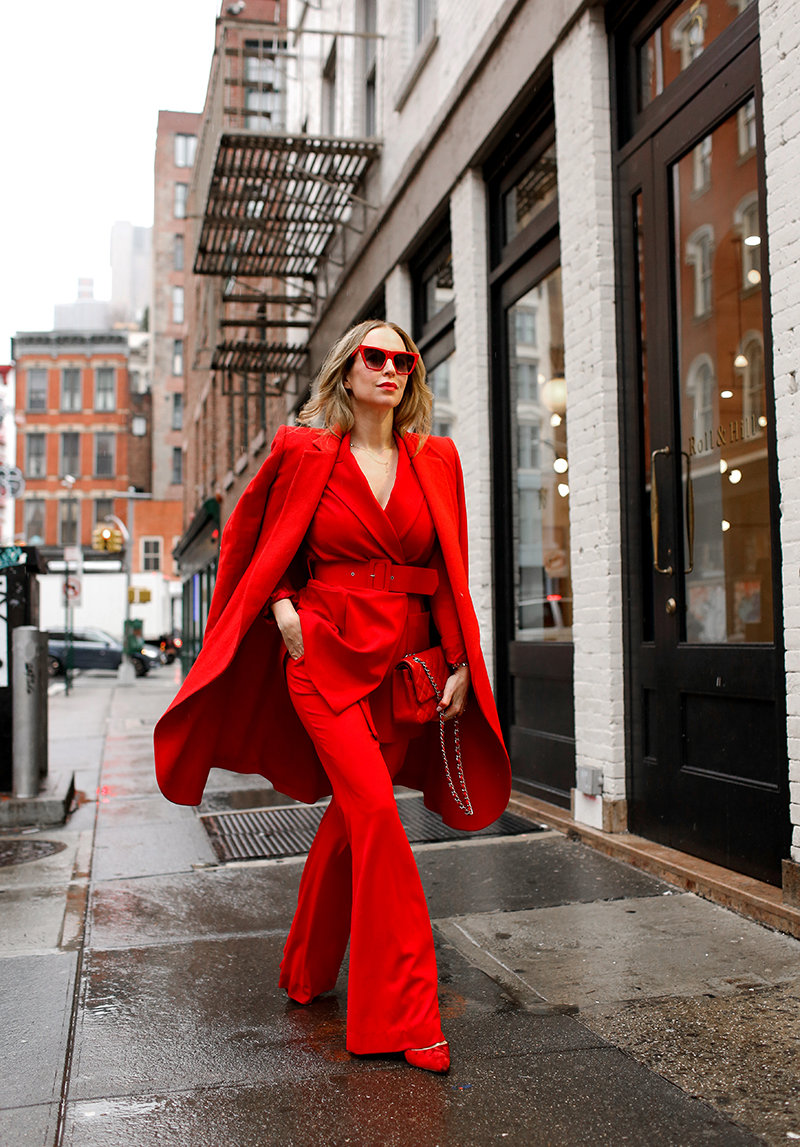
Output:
[280,657,444,1055]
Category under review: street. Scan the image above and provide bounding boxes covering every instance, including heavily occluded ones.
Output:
[1,669,799,1146]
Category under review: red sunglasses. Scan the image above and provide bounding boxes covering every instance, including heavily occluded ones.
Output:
[356,344,419,376]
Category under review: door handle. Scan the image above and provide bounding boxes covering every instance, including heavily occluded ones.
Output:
[682,450,694,574]
[650,446,673,576]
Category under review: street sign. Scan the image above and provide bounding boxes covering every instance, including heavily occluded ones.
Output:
[128,587,152,604]
[63,576,82,607]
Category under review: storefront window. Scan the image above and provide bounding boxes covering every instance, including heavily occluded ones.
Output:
[638,0,756,111]
[503,142,558,244]
[673,100,772,643]
[508,265,571,640]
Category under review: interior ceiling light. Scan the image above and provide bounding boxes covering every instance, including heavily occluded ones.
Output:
[720,459,728,473]
[758,415,768,427]
[557,483,570,498]
[721,389,734,398]
[747,269,762,285]
[734,354,748,368]
[553,457,569,474]
[722,519,731,532]
[744,234,761,246]
[729,469,742,484]
[550,413,562,427]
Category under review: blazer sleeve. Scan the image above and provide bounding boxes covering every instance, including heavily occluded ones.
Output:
[430,544,468,665]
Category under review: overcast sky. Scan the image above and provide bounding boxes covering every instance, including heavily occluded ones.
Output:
[0,0,222,361]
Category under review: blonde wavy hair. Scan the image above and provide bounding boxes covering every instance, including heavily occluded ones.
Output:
[297,320,432,440]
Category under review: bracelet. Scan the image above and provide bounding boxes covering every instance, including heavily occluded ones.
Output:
[449,661,469,671]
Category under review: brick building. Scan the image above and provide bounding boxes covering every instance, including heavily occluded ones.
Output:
[177,0,800,898]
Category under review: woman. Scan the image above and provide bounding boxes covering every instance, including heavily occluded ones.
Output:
[154,320,511,1073]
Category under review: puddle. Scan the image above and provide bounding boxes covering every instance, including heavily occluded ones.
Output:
[0,838,68,868]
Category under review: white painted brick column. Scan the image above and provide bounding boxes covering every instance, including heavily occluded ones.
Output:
[451,169,496,684]
[760,0,800,863]
[385,264,413,336]
[554,8,626,829]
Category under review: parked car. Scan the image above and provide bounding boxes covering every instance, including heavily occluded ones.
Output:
[156,632,183,664]
[47,628,162,678]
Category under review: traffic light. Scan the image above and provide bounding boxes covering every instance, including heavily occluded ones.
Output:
[92,524,123,552]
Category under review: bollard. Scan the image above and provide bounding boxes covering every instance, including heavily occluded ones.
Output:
[12,627,49,798]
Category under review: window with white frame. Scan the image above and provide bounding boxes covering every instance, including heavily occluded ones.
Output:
[416,0,435,44]
[670,5,706,71]
[60,432,80,477]
[174,183,188,219]
[741,334,765,425]
[244,39,285,130]
[737,97,757,157]
[686,355,715,445]
[173,234,184,271]
[685,225,714,318]
[692,134,712,193]
[59,498,79,546]
[61,368,82,412]
[95,433,115,477]
[95,367,115,411]
[736,195,761,288]
[142,537,162,572]
[26,433,46,478]
[172,339,184,375]
[26,368,47,411]
[24,499,46,544]
[171,446,183,485]
[174,134,197,168]
[172,287,184,324]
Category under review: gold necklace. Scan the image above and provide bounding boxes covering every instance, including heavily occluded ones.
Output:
[351,442,394,471]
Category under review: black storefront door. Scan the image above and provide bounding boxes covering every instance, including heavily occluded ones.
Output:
[618,41,789,884]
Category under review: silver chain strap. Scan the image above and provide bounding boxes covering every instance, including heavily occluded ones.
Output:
[406,655,474,817]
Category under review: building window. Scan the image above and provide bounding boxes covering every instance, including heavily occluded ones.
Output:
[24,499,46,545]
[741,336,765,425]
[685,226,714,318]
[244,39,285,130]
[26,433,46,478]
[427,357,450,401]
[322,42,337,136]
[95,433,115,477]
[671,6,706,71]
[503,141,558,244]
[142,537,162,572]
[364,0,377,137]
[692,134,712,193]
[59,499,79,547]
[686,356,715,445]
[172,392,184,431]
[61,368,82,412]
[26,368,47,412]
[174,133,197,168]
[172,339,184,375]
[174,183,188,219]
[737,96,757,156]
[416,0,435,44]
[95,367,116,411]
[94,498,114,526]
[172,287,184,324]
[515,308,537,347]
[171,446,183,485]
[60,432,80,478]
[173,234,184,272]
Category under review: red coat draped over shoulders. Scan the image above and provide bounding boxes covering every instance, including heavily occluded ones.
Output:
[154,424,511,830]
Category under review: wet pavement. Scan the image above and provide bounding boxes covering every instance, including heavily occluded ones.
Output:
[1,670,799,1145]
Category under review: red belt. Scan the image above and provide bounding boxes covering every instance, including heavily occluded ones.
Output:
[311,558,439,595]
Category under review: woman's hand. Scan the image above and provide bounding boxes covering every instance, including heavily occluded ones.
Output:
[438,664,470,721]
[272,598,304,660]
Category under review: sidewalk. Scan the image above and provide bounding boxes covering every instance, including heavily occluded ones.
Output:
[1,670,799,1146]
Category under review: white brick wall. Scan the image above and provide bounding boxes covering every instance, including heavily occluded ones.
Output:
[451,169,496,683]
[759,0,800,861]
[553,9,626,811]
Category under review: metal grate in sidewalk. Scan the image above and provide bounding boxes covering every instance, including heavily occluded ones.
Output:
[200,796,543,863]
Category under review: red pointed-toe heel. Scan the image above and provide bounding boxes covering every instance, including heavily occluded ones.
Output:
[404,1040,450,1073]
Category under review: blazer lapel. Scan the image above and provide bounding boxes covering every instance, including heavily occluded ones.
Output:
[330,436,407,563]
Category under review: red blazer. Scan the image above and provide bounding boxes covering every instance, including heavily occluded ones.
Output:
[154,425,511,830]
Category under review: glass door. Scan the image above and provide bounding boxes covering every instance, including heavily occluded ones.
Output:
[619,43,789,883]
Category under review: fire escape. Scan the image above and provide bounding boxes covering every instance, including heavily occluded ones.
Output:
[190,27,382,408]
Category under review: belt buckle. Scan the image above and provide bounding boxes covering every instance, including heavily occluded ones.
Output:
[368,558,390,590]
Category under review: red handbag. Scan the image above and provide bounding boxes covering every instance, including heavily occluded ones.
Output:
[393,646,473,816]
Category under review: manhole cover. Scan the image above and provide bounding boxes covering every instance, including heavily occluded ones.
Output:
[200,795,544,863]
[0,839,68,868]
